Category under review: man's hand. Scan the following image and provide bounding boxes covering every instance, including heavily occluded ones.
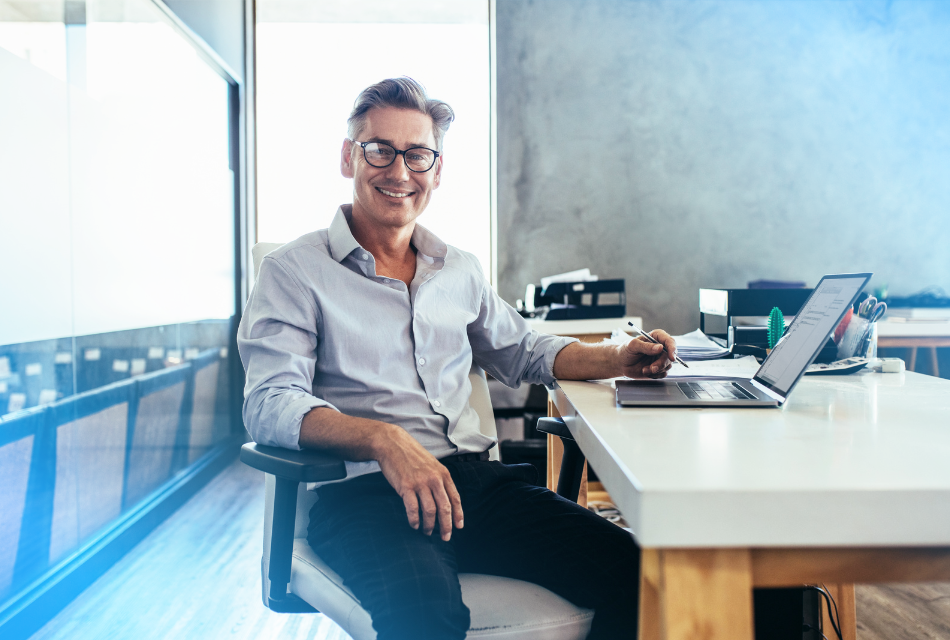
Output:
[620,330,677,379]
[299,408,463,541]
[376,428,464,542]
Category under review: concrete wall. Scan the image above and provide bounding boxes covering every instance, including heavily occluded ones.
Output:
[164,0,244,80]
[496,0,950,334]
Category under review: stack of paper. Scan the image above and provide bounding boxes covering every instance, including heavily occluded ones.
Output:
[608,327,731,361]
[671,329,731,361]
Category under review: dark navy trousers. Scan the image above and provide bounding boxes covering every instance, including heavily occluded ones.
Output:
[308,459,640,640]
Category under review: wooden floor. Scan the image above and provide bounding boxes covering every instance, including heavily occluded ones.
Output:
[29,460,950,639]
[30,460,351,640]
[857,583,950,640]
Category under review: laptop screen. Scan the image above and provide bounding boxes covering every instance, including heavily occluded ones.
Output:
[753,273,872,400]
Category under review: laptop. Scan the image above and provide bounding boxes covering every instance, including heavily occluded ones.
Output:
[616,273,873,407]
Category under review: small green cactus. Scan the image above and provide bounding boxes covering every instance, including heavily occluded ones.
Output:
[768,307,785,349]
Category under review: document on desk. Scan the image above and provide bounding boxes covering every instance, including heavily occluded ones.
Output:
[672,329,731,360]
[663,355,761,380]
[595,356,763,388]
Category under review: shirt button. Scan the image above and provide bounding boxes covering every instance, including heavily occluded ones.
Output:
[433,400,441,407]
[361,252,369,260]
[418,358,426,365]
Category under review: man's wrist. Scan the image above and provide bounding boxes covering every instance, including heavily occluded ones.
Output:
[611,343,627,377]
[368,420,404,461]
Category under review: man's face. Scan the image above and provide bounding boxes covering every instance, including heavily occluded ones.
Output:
[341,107,443,232]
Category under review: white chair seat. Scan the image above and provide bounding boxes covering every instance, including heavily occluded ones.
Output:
[290,539,594,640]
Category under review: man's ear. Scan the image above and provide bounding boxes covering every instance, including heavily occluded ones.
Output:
[341,139,355,178]
[432,153,443,189]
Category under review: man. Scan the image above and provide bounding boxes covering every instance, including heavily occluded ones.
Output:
[239,77,677,639]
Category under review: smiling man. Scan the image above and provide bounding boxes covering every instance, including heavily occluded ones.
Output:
[238,77,677,640]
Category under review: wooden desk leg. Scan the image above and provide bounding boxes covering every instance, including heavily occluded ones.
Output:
[639,549,662,640]
[657,549,755,640]
[820,583,857,640]
[929,347,940,378]
[908,346,918,372]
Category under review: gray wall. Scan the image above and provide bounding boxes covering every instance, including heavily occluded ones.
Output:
[496,0,950,334]
[164,0,244,80]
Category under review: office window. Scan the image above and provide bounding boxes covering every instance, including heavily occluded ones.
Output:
[256,0,492,278]
[0,0,239,605]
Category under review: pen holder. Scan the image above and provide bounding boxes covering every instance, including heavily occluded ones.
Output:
[860,321,878,359]
[837,317,877,360]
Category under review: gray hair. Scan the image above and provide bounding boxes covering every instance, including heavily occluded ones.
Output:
[347,77,455,151]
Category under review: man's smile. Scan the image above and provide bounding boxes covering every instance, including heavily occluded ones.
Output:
[376,187,413,198]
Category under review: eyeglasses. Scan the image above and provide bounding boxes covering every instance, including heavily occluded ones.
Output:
[353,140,440,173]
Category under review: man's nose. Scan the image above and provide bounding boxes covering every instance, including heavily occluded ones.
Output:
[386,155,411,181]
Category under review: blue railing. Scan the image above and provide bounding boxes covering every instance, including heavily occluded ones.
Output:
[0,348,228,601]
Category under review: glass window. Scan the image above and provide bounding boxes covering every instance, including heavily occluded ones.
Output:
[256,0,492,277]
[0,0,239,605]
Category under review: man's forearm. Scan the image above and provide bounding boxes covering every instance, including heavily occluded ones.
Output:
[298,406,401,460]
[552,342,623,380]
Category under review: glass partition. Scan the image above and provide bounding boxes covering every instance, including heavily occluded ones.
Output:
[0,0,240,607]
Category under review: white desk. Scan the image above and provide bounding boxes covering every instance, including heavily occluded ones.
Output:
[550,372,950,640]
[877,319,950,376]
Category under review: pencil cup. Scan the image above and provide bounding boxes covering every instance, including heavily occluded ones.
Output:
[837,317,870,360]
[858,322,878,359]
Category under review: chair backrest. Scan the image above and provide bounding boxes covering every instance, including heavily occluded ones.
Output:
[252,242,284,280]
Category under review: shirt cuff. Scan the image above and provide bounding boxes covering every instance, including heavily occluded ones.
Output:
[541,335,580,387]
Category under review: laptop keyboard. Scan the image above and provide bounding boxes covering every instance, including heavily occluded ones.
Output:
[677,381,757,401]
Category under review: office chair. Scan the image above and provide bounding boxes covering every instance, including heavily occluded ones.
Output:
[241,242,594,639]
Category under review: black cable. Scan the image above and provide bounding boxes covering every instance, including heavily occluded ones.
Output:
[820,583,842,640]
[804,585,842,640]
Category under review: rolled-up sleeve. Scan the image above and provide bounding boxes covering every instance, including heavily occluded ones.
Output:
[467,274,577,389]
[238,256,338,449]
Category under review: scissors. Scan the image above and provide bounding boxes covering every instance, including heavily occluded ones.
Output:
[858,296,878,318]
[867,302,886,323]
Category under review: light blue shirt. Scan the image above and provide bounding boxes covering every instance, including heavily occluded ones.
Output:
[238,206,577,481]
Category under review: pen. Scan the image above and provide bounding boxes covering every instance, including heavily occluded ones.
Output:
[627,322,689,369]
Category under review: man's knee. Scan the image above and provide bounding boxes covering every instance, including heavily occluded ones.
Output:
[367,568,470,640]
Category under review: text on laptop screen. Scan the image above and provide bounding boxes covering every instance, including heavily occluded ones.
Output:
[756,276,867,394]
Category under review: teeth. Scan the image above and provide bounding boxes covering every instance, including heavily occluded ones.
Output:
[378,188,410,198]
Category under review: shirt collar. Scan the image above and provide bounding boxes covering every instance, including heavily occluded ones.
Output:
[328,205,361,263]
[327,204,448,264]
[410,221,447,262]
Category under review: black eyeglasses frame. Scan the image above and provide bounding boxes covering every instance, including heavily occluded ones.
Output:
[352,140,441,173]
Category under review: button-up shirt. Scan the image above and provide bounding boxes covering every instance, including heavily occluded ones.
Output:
[238,206,577,481]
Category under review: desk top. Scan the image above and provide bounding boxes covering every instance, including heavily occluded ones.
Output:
[552,372,950,548]
[877,319,950,337]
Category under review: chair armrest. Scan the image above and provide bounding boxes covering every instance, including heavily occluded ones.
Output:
[242,442,346,612]
[240,442,347,483]
[536,416,574,441]
[536,417,585,502]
